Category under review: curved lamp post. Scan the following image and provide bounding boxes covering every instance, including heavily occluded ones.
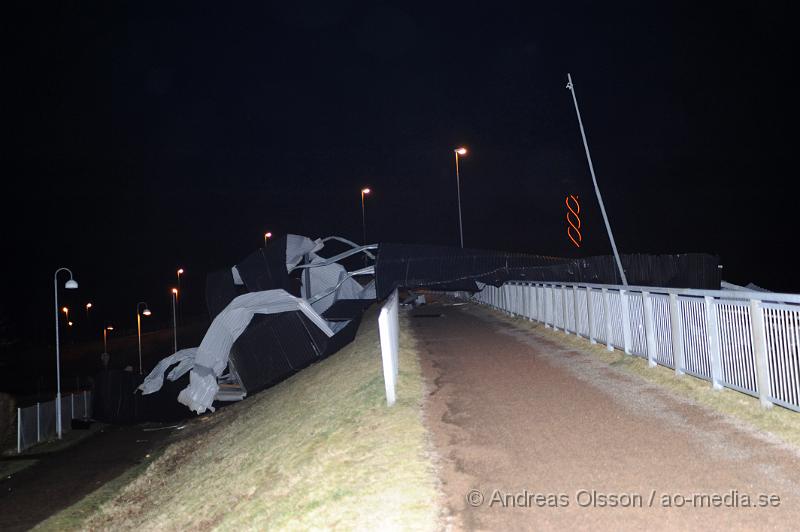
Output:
[454,147,468,248]
[136,301,152,375]
[360,188,371,245]
[171,288,178,353]
[54,268,78,439]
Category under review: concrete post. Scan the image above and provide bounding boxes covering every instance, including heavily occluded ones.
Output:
[621,290,632,355]
[587,286,595,344]
[704,296,724,389]
[669,293,686,376]
[750,299,774,408]
[602,288,613,351]
[642,291,658,368]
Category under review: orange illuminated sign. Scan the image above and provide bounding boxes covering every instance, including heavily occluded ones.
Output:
[566,194,582,248]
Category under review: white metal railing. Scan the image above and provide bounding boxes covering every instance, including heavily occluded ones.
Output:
[378,289,400,406]
[468,282,800,412]
[17,391,92,453]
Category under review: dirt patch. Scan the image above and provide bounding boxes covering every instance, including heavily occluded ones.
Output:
[416,300,800,531]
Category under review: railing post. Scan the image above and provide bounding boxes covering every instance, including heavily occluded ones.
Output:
[71,393,75,420]
[524,284,529,318]
[669,293,686,376]
[36,402,41,442]
[546,285,554,329]
[561,285,569,333]
[621,289,632,355]
[704,296,724,390]
[750,299,774,408]
[602,288,613,351]
[17,407,21,454]
[525,284,531,320]
[540,284,545,324]
[572,285,580,337]
[587,287,595,344]
[642,291,658,368]
[85,390,89,418]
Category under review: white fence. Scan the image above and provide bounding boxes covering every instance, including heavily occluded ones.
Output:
[378,288,400,406]
[17,391,93,453]
[469,282,800,412]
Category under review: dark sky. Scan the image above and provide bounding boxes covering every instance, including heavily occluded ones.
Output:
[2,1,796,341]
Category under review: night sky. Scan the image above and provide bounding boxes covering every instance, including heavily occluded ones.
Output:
[2,1,796,343]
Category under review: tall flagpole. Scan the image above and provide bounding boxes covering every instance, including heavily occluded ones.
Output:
[566,73,628,286]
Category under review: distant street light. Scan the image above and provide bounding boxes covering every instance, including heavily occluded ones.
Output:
[54,267,78,439]
[103,325,113,353]
[360,188,371,245]
[171,288,179,353]
[264,232,273,247]
[454,147,468,248]
[136,301,152,375]
[62,306,69,323]
[176,267,184,327]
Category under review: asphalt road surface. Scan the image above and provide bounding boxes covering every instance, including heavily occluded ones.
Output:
[414,300,800,531]
[0,424,174,531]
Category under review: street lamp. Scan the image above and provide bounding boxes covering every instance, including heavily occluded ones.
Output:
[360,188,371,245]
[136,302,151,375]
[85,302,92,332]
[103,325,113,353]
[454,147,468,248]
[264,232,272,247]
[54,267,78,439]
[176,268,184,327]
[171,288,178,353]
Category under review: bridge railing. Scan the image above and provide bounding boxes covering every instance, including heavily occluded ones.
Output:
[467,282,800,412]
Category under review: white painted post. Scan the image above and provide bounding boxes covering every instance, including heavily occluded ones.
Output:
[36,402,41,442]
[561,285,569,334]
[527,284,533,320]
[17,407,21,453]
[704,296,724,390]
[602,288,613,351]
[546,285,553,329]
[536,285,547,327]
[642,291,658,368]
[587,286,596,344]
[378,289,400,406]
[621,289,632,355]
[750,298,774,408]
[572,285,580,337]
[669,293,686,376]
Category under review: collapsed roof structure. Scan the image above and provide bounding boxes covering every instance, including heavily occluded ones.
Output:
[139,234,376,414]
[98,235,717,419]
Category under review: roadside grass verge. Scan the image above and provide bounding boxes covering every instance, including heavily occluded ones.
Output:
[473,305,800,450]
[36,308,440,531]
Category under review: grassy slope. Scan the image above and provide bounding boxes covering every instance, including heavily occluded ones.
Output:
[37,309,441,531]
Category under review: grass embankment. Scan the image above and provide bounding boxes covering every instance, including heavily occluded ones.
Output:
[478,305,800,449]
[36,309,441,531]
